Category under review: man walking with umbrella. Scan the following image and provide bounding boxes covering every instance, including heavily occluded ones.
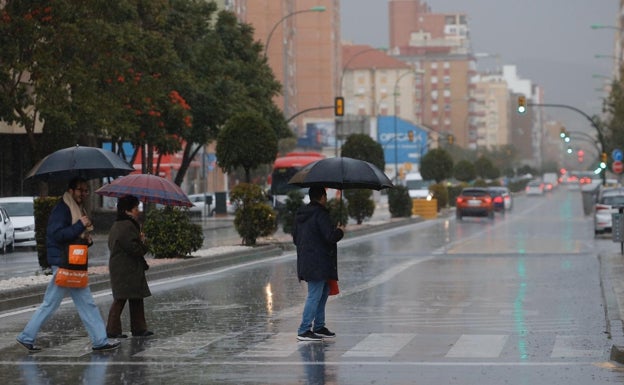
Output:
[16,177,120,352]
[292,186,345,341]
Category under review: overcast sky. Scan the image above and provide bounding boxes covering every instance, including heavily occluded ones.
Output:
[341,0,618,133]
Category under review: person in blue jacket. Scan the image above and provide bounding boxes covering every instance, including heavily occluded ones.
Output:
[16,177,119,353]
[292,186,345,341]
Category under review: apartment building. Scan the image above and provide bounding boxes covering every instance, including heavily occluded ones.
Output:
[388,0,475,148]
[231,0,340,137]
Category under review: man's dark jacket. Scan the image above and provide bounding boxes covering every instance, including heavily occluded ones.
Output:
[292,201,344,282]
[46,200,89,267]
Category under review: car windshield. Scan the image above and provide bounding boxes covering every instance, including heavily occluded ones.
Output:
[405,179,433,190]
[1,202,33,217]
[462,189,487,196]
[601,196,624,207]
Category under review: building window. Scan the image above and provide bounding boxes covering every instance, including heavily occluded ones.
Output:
[443,62,450,69]
[431,62,438,69]
[443,76,450,84]
[431,76,438,84]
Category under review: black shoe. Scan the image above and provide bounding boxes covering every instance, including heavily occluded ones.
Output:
[313,327,336,338]
[297,330,322,342]
[107,333,128,339]
[16,339,41,353]
[92,341,120,352]
[132,330,154,337]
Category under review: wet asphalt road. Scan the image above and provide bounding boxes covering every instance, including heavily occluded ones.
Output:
[2,188,624,384]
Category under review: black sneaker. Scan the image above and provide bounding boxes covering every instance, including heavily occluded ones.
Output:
[92,341,120,352]
[107,333,128,339]
[132,330,154,337]
[297,330,322,342]
[313,327,336,338]
[16,339,41,353]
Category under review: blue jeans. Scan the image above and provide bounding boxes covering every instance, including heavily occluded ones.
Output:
[298,280,329,335]
[17,266,109,348]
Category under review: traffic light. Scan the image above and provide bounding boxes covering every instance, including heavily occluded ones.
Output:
[601,152,608,163]
[517,95,527,114]
[448,134,454,145]
[334,97,344,117]
[559,127,567,139]
[407,130,414,142]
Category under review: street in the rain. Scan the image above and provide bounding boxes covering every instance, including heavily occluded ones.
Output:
[2,189,624,384]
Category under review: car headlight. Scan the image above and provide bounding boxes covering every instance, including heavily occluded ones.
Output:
[25,224,35,231]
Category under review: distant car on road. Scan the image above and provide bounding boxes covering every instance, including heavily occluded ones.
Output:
[594,187,624,236]
[0,197,35,248]
[455,188,494,220]
[0,206,15,254]
[525,180,544,196]
[487,186,512,213]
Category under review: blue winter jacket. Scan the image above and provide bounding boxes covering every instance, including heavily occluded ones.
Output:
[46,200,90,267]
[292,201,343,282]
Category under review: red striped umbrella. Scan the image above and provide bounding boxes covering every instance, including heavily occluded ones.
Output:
[95,174,193,207]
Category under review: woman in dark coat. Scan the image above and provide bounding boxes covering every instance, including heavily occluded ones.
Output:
[106,195,153,338]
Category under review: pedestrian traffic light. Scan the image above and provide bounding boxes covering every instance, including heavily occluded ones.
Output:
[517,95,527,114]
[448,134,454,145]
[334,97,344,117]
[407,130,414,142]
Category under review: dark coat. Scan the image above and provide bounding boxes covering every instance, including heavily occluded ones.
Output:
[46,200,90,267]
[108,216,150,299]
[292,201,344,282]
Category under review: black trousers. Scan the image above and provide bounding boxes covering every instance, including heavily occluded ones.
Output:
[106,298,147,335]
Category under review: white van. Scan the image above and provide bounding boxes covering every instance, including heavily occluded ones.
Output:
[404,172,434,200]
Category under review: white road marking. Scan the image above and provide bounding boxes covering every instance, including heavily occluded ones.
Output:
[342,333,415,357]
[445,334,508,358]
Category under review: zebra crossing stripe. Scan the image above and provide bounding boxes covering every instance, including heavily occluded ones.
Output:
[134,331,223,357]
[342,333,415,357]
[445,334,508,358]
[238,333,299,358]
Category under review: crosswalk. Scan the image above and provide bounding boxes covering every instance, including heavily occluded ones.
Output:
[0,331,609,361]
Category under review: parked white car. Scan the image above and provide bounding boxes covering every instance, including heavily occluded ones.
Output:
[0,206,15,254]
[0,197,35,248]
[594,187,624,236]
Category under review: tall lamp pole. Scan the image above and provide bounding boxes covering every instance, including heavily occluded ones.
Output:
[264,6,326,56]
[263,6,325,123]
[393,70,415,182]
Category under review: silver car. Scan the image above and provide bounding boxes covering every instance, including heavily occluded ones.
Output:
[0,197,35,248]
[594,188,624,236]
[0,206,15,254]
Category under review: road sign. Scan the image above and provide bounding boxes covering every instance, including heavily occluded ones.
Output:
[613,149,623,162]
[613,160,624,174]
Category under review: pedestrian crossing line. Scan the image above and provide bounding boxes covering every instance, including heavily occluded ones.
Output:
[550,335,605,358]
[342,333,415,358]
[238,332,299,358]
[445,334,508,358]
[134,331,224,357]
[34,337,93,358]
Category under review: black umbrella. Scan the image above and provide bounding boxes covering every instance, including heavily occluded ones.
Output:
[287,157,394,190]
[25,145,135,182]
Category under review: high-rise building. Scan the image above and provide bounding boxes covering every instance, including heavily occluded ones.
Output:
[231,0,340,136]
[388,0,476,148]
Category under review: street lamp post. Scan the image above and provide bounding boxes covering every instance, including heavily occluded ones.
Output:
[263,6,326,122]
[264,6,326,57]
[393,70,415,182]
[335,47,385,156]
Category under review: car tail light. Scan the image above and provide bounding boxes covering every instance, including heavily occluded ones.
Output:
[595,204,611,211]
[483,197,492,204]
[493,196,503,203]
